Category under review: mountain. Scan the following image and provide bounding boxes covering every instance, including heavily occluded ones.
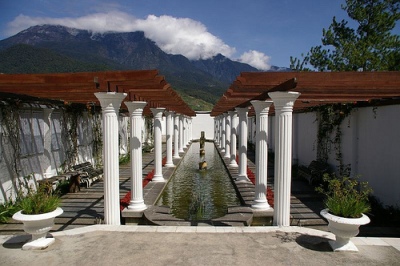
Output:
[0,25,290,109]
[0,44,112,73]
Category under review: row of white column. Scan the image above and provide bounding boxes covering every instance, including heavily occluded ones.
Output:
[214,91,300,226]
[94,92,192,225]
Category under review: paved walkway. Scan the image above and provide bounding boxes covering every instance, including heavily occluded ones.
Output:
[1,225,399,265]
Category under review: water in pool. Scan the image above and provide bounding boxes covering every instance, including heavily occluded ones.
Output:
[156,142,240,221]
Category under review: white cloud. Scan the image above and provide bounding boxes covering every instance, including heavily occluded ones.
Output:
[6,12,235,60]
[239,50,271,70]
[6,12,271,68]
[135,15,235,60]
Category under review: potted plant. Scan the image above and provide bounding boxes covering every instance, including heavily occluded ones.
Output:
[12,182,63,250]
[316,173,372,252]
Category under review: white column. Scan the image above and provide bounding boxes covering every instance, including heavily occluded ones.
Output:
[173,113,180,159]
[269,91,300,226]
[125,101,147,211]
[224,112,231,158]
[217,116,221,145]
[229,111,238,167]
[43,108,53,178]
[151,108,166,182]
[219,116,223,148]
[179,115,184,153]
[251,100,273,211]
[236,107,250,182]
[119,116,129,156]
[165,111,175,167]
[220,114,226,153]
[184,117,189,146]
[189,118,193,143]
[95,92,126,225]
[186,117,190,145]
[214,118,219,145]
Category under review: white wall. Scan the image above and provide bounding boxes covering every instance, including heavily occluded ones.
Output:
[292,112,318,166]
[0,105,101,204]
[192,112,214,140]
[291,105,400,206]
[343,105,400,205]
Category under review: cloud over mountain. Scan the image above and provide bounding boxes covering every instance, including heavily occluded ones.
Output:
[6,11,271,70]
[239,50,271,70]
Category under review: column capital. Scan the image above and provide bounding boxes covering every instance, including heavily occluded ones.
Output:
[125,101,147,116]
[95,92,127,110]
[165,110,175,115]
[268,91,300,109]
[150,107,166,118]
[251,100,273,115]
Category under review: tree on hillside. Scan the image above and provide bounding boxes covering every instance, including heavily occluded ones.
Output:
[290,0,400,71]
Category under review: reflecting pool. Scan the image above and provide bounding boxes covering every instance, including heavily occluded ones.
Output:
[156,142,240,221]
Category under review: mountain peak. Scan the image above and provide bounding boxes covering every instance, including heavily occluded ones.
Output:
[0,25,290,109]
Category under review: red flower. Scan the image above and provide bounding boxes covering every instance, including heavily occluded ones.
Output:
[120,157,167,211]
[246,166,274,207]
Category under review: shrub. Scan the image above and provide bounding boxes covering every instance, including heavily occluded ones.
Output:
[18,184,60,215]
[316,174,372,218]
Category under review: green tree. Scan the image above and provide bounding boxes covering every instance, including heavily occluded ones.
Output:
[290,0,400,71]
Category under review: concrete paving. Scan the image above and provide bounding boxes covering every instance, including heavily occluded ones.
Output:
[1,225,399,266]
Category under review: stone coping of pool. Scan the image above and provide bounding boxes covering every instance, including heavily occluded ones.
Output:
[122,141,275,226]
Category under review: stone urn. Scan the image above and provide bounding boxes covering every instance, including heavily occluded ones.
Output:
[320,208,370,251]
[12,207,63,250]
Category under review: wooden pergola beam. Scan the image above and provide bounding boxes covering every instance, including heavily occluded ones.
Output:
[0,70,195,117]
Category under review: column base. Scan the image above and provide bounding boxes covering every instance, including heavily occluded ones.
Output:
[122,208,145,225]
[178,149,184,153]
[235,175,250,182]
[228,162,238,168]
[128,201,147,211]
[164,163,175,167]
[251,200,271,210]
[173,155,181,159]
[152,175,165,182]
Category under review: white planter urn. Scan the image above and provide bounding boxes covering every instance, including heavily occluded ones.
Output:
[320,208,370,252]
[12,207,63,250]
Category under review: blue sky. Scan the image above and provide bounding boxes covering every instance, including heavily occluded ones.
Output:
[0,0,396,69]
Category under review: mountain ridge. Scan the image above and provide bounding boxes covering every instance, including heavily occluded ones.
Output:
[0,25,290,109]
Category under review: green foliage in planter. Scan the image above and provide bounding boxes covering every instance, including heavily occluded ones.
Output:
[316,173,372,218]
[18,185,60,215]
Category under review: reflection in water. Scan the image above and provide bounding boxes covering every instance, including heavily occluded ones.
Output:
[157,142,240,221]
